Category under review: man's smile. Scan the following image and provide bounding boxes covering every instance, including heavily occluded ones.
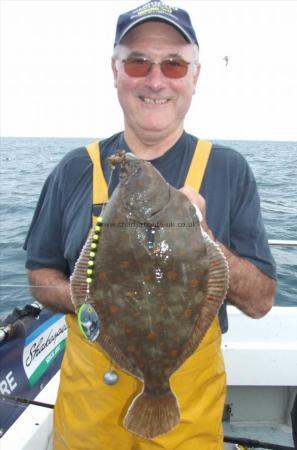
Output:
[139,96,169,105]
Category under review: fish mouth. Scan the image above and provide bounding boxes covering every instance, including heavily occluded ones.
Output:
[107,150,129,169]
[107,151,139,182]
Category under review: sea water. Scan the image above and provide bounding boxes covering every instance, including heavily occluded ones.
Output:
[0,137,296,317]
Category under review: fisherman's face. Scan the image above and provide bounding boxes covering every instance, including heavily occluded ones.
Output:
[112,22,200,141]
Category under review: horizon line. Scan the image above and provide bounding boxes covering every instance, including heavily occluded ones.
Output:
[1,135,297,143]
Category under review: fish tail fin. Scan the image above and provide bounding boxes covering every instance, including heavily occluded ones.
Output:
[123,389,180,439]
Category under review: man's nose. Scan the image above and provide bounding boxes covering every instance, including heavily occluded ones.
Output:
[144,63,166,90]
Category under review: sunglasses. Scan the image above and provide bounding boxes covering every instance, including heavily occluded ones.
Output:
[121,57,191,79]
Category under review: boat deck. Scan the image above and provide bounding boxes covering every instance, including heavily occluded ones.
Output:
[222,306,297,449]
[224,422,294,448]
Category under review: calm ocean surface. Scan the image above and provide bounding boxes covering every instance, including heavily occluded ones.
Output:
[0,137,296,317]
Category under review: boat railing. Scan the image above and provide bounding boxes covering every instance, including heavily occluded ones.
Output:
[268,239,297,246]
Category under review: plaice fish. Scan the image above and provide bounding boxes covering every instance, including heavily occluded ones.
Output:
[70,150,229,439]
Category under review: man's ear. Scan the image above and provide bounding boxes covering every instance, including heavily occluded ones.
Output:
[192,64,201,95]
[111,57,118,88]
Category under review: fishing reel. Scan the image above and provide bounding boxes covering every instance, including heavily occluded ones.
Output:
[0,302,42,343]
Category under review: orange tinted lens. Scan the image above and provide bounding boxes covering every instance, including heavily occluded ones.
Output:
[161,59,189,78]
[124,58,151,77]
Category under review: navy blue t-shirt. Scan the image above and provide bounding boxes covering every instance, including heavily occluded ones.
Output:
[24,131,276,332]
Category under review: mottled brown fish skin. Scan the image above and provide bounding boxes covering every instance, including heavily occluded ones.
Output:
[70,151,228,439]
[96,153,209,378]
[96,153,209,436]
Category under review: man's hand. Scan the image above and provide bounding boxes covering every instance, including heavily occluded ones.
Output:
[179,186,215,240]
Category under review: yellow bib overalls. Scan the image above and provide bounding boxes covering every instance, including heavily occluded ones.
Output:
[53,140,226,450]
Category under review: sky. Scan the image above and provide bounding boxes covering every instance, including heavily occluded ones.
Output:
[1,0,297,141]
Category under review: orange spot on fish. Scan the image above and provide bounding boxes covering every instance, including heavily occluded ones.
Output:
[127,345,136,352]
[120,260,130,269]
[147,331,157,341]
[98,272,106,282]
[167,271,177,281]
[190,278,199,288]
[110,304,119,314]
[184,308,193,317]
[144,274,152,281]
[169,349,178,357]
[125,327,133,335]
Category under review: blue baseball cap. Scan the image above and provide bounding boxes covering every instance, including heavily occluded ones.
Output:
[114,1,199,47]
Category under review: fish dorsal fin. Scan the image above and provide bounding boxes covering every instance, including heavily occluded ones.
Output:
[70,229,96,310]
[86,142,108,228]
[202,234,229,311]
[70,225,143,380]
[184,139,212,192]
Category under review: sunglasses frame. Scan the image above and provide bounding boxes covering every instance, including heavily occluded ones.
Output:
[121,57,191,79]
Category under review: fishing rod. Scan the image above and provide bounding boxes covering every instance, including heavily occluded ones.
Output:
[0,394,54,409]
[0,393,294,449]
[0,394,294,449]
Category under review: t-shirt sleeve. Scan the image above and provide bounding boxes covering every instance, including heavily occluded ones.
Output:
[24,167,69,274]
[229,159,276,280]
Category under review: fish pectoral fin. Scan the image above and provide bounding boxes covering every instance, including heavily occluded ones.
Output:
[123,388,179,439]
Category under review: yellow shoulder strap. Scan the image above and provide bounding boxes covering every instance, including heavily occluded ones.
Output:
[86,139,211,226]
[184,139,212,192]
[86,142,108,227]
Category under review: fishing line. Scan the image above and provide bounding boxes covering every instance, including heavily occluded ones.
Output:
[100,163,114,217]
[0,169,116,292]
[0,284,66,288]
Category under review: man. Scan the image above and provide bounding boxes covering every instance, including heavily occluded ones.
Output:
[24,1,276,449]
